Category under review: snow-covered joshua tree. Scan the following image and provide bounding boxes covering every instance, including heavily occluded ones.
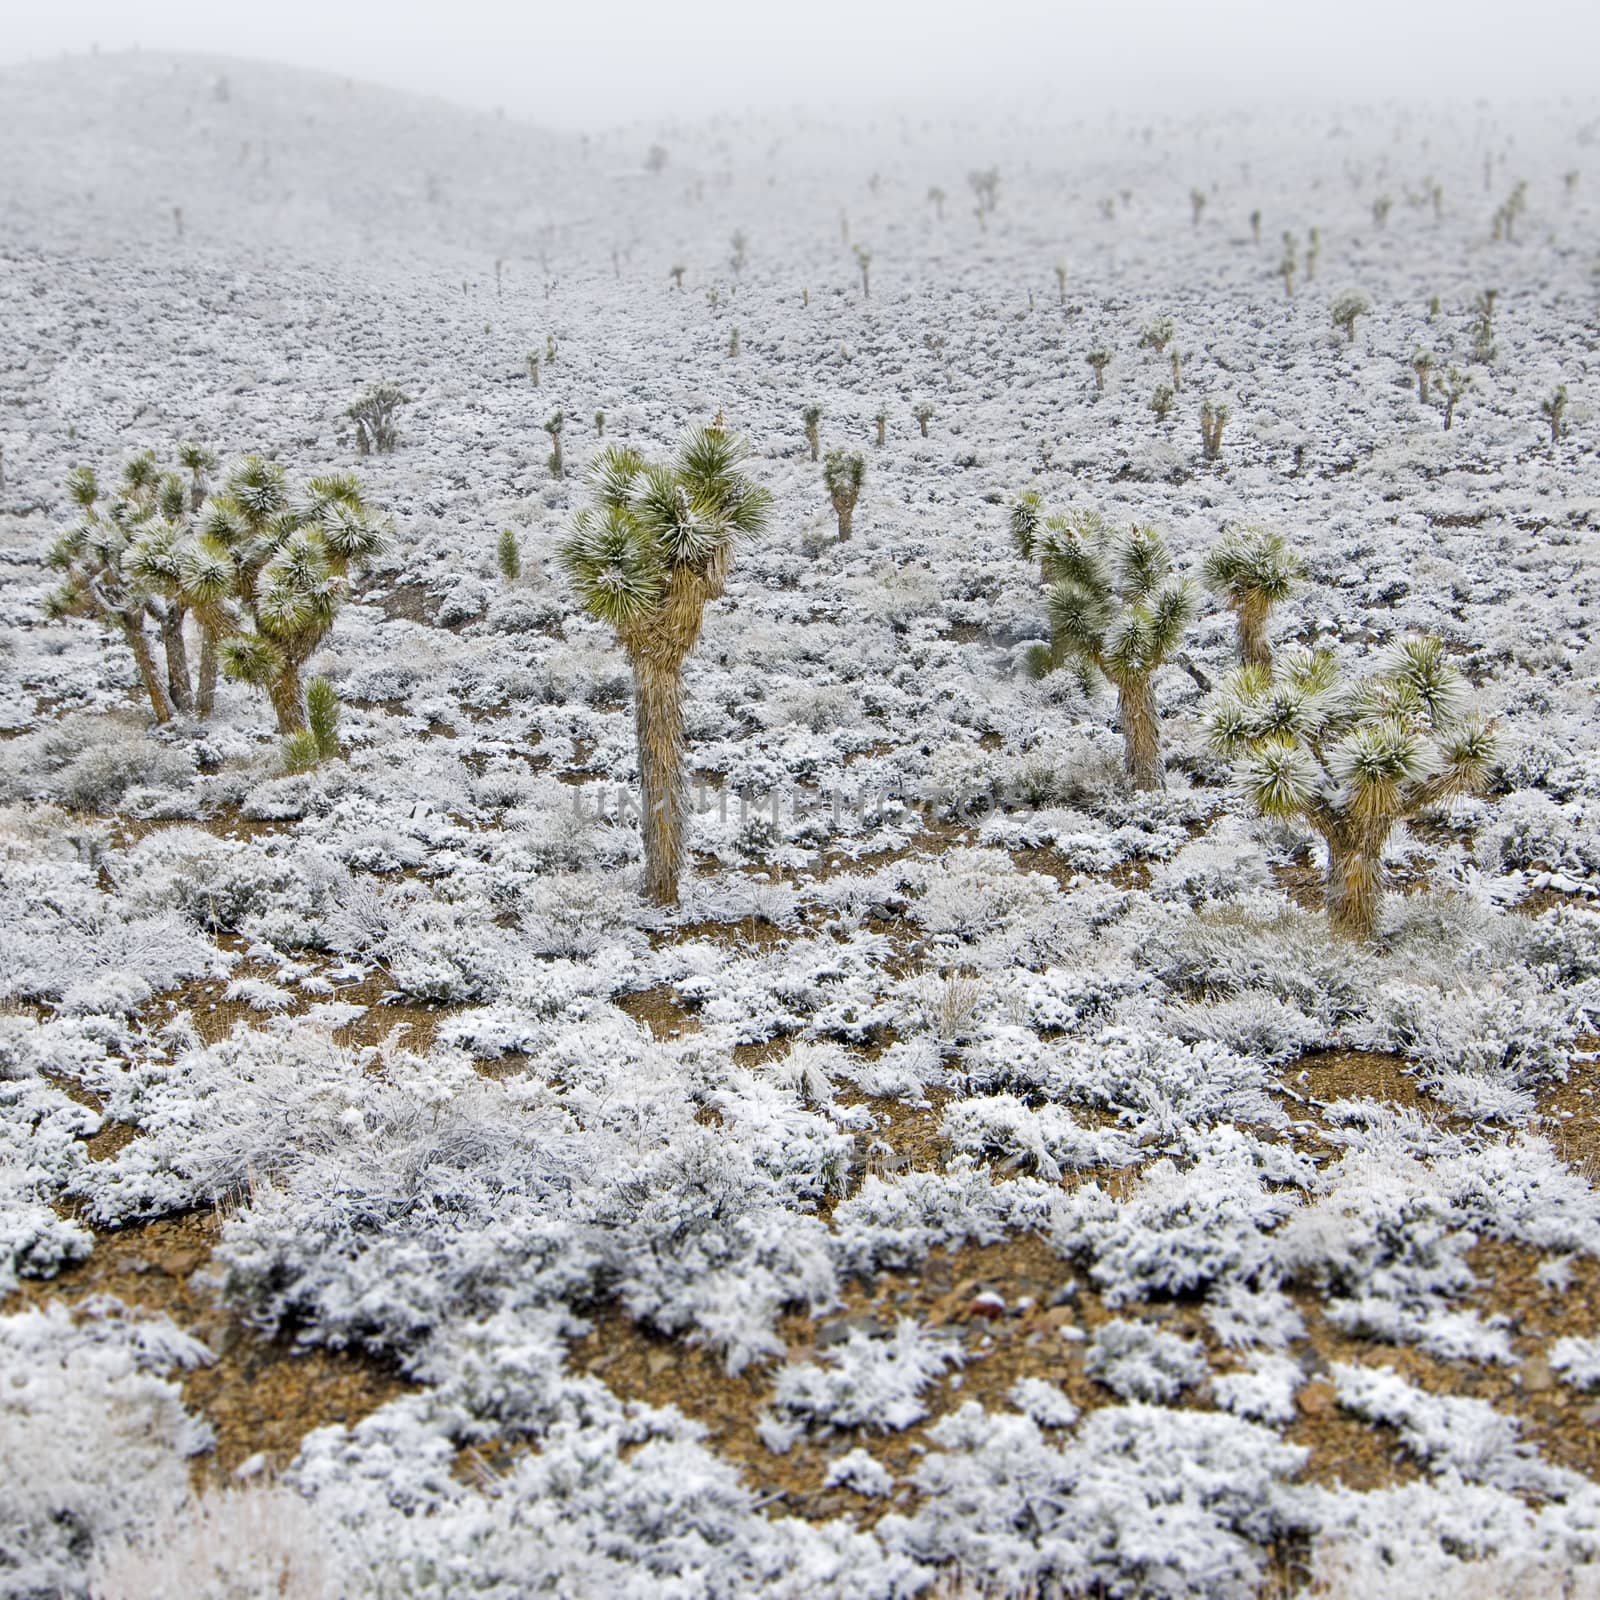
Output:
[559,422,771,905]
[1202,527,1302,667]
[1206,638,1498,939]
[1024,514,1196,790]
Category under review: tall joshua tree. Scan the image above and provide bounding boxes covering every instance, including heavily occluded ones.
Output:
[559,422,771,905]
[802,404,822,462]
[1024,515,1196,790]
[822,449,865,539]
[215,462,387,733]
[1202,527,1302,666]
[1206,639,1498,939]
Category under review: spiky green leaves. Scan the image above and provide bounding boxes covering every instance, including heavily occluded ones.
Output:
[1009,492,1042,560]
[65,467,99,509]
[1203,528,1301,612]
[822,449,866,529]
[220,632,283,687]
[560,422,768,641]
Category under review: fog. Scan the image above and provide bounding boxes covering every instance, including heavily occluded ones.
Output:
[2,0,1595,129]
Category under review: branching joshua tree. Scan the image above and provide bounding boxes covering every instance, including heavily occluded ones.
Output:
[915,404,933,438]
[802,404,822,462]
[1206,638,1498,939]
[347,382,410,455]
[47,462,181,723]
[1331,290,1370,344]
[1054,262,1068,305]
[1087,347,1112,394]
[1008,491,1048,580]
[1200,397,1230,462]
[874,408,887,447]
[1024,515,1197,790]
[527,350,541,386]
[1151,382,1175,422]
[215,461,387,734]
[1202,527,1302,666]
[823,449,866,540]
[854,245,872,298]
[560,423,771,905]
[1441,367,1469,431]
[177,441,217,513]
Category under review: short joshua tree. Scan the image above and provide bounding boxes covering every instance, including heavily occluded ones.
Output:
[285,674,343,771]
[1024,513,1197,791]
[1471,289,1498,363]
[559,422,771,905]
[544,411,565,478]
[728,326,741,357]
[1541,384,1568,444]
[1087,347,1113,394]
[347,382,410,455]
[1200,396,1230,462]
[595,410,606,437]
[1202,527,1302,666]
[670,264,686,291]
[1372,194,1392,229]
[1190,188,1207,226]
[1331,290,1370,344]
[497,527,521,582]
[216,461,388,734]
[1170,347,1183,394]
[528,350,541,386]
[915,403,934,438]
[1250,208,1262,245]
[177,441,218,514]
[854,244,872,298]
[1139,317,1174,354]
[823,449,866,540]
[1441,367,1469,431]
[928,185,946,220]
[1305,227,1321,281]
[1411,350,1434,404]
[1054,262,1068,304]
[730,230,748,276]
[1151,382,1175,422]
[1206,638,1498,939]
[1279,233,1297,297]
[969,167,1000,226]
[1007,490,1055,582]
[802,404,822,462]
[874,408,888,447]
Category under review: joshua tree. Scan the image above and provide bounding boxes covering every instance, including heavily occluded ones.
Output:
[47,462,179,723]
[495,257,504,297]
[915,403,933,438]
[1170,348,1183,394]
[874,408,887,447]
[928,185,946,221]
[1008,491,1058,583]
[1250,208,1262,245]
[498,528,521,582]
[528,351,541,386]
[1200,397,1229,462]
[558,422,771,905]
[1279,233,1297,298]
[177,441,217,513]
[1087,347,1112,394]
[854,244,872,298]
[670,264,686,291]
[595,410,606,438]
[1054,262,1068,305]
[1151,382,1175,422]
[802,404,822,462]
[1372,194,1392,229]
[1190,188,1207,226]
[216,461,387,734]
[728,326,741,358]
[1331,290,1370,344]
[545,411,565,478]
[1025,515,1196,790]
[730,230,748,276]
[1206,638,1498,939]
[1441,367,1469,431]
[1471,289,1498,363]
[347,382,410,455]
[306,677,340,758]
[1541,385,1568,443]
[1202,527,1302,666]
[546,336,558,366]
[823,449,866,540]
[1139,317,1174,354]
[1411,350,1434,404]
[1305,227,1321,282]
[969,167,1000,226]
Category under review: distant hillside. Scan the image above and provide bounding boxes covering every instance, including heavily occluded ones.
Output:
[0,51,591,260]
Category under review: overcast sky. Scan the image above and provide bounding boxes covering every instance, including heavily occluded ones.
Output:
[3,0,1594,128]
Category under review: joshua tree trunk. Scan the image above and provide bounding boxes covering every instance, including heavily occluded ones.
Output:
[1234,603,1271,667]
[119,613,173,724]
[158,604,193,714]
[834,503,853,540]
[269,664,307,735]
[197,629,219,719]
[1324,824,1384,941]
[632,654,688,906]
[1115,674,1164,791]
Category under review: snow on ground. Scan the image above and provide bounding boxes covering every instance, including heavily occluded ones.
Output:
[2,49,1600,1599]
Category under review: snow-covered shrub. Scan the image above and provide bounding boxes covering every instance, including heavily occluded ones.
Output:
[771,1319,960,1433]
[1550,1337,1600,1393]
[0,715,196,810]
[1084,1318,1208,1402]
[940,1092,1137,1178]
[910,847,1060,941]
[1211,1354,1302,1422]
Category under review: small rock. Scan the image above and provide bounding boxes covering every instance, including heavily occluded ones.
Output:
[645,1349,673,1377]
[968,1292,1006,1320]
[817,1314,886,1348]
[1521,1355,1555,1394]
[1297,1380,1337,1419]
